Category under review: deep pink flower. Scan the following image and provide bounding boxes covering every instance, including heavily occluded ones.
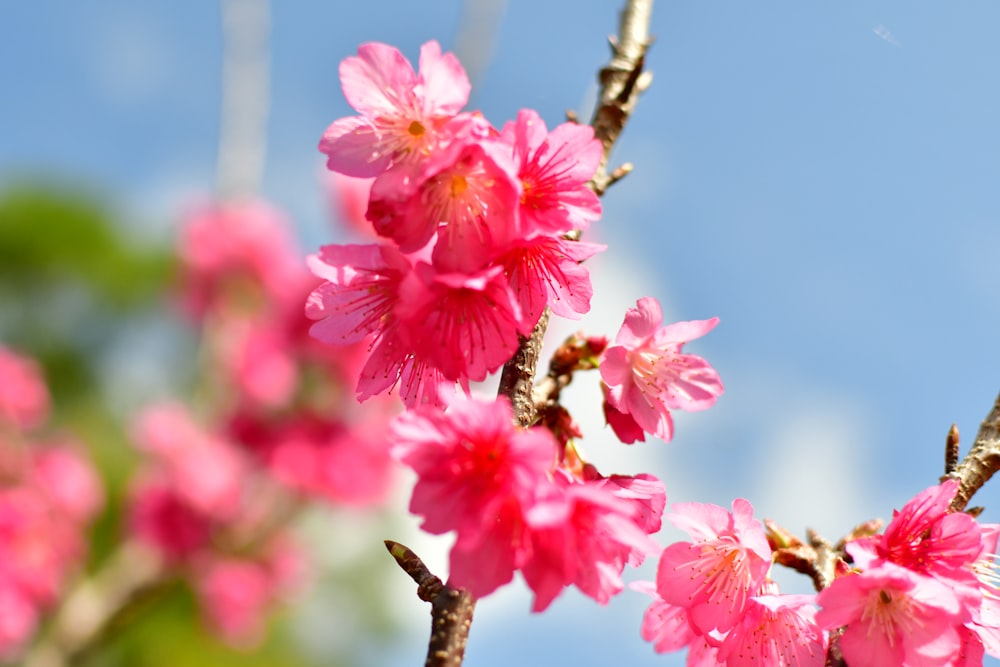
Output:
[601,297,724,442]
[0,346,49,431]
[499,108,602,234]
[391,395,556,597]
[816,561,972,667]
[602,396,646,444]
[128,477,214,561]
[877,479,984,578]
[0,581,36,659]
[497,235,605,334]
[395,263,522,383]
[656,499,772,635]
[319,41,470,177]
[521,480,659,611]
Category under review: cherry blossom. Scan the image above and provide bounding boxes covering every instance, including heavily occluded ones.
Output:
[319,41,471,177]
[601,296,724,442]
[656,498,772,635]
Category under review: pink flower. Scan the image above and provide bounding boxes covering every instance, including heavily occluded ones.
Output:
[600,297,724,442]
[0,346,49,431]
[395,263,522,383]
[319,41,470,177]
[876,479,984,578]
[30,443,103,524]
[716,593,827,667]
[367,129,521,271]
[497,235,605,334]
[816,560,973,667]
[636,581,700,654]
[177,199,304,318]
[656,499,772,635]
[521,480,659,611]
[306,243,411,346]
[391,395,556,597]
[194,542,302,648]
[132,403,246,520]
[499,109,602,234]
[357,327,453,408]
[128,477,214,561]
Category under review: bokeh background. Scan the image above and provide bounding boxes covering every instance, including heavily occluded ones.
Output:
[3,1,1000,665]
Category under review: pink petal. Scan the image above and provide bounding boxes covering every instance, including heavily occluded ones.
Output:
[340,42,416,116]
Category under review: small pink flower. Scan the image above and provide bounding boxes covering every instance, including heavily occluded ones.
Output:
[0,346,49,431]
[319,41,470,177]
[656,498,772,635]
[636,581,700,654]
[499,108,602,234]
[30,443,103,524]
[600,297,723,442]
[816,561,972,667]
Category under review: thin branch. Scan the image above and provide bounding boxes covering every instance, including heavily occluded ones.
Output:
[944,423,960,476]
[945,390,1000,512]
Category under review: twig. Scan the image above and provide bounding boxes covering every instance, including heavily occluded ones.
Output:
[944,390,1000,512]
[944,423,960,476]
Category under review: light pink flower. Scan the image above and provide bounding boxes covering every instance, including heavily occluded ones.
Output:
[30,443,103,524]
[716,593,826,667]
[391,395,556,597]
[319,41,470,177]
[499,108,602,234]
[497,235,605,334]
[636,580,701,654]
[816,560,972,667]
[656,498,772,635]
[601,297,723,442]
[0,346,49,431]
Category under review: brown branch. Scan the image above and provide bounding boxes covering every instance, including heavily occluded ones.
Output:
[944,390,1000,512]
[944,423,961,476]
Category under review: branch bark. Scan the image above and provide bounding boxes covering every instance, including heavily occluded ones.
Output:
[944,390,1000,512]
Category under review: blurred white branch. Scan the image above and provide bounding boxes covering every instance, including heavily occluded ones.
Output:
[216,0,271,200]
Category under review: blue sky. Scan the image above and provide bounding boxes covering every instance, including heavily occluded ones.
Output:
[4,2,1000,665]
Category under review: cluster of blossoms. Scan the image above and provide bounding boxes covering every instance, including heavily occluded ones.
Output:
[307,41,727,609]
[639,481,1000,666]
[126,199,398,646]
[0,346,103,656]
[307,40,606,406]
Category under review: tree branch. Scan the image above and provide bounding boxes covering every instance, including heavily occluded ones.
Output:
[945,390,1000,512]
